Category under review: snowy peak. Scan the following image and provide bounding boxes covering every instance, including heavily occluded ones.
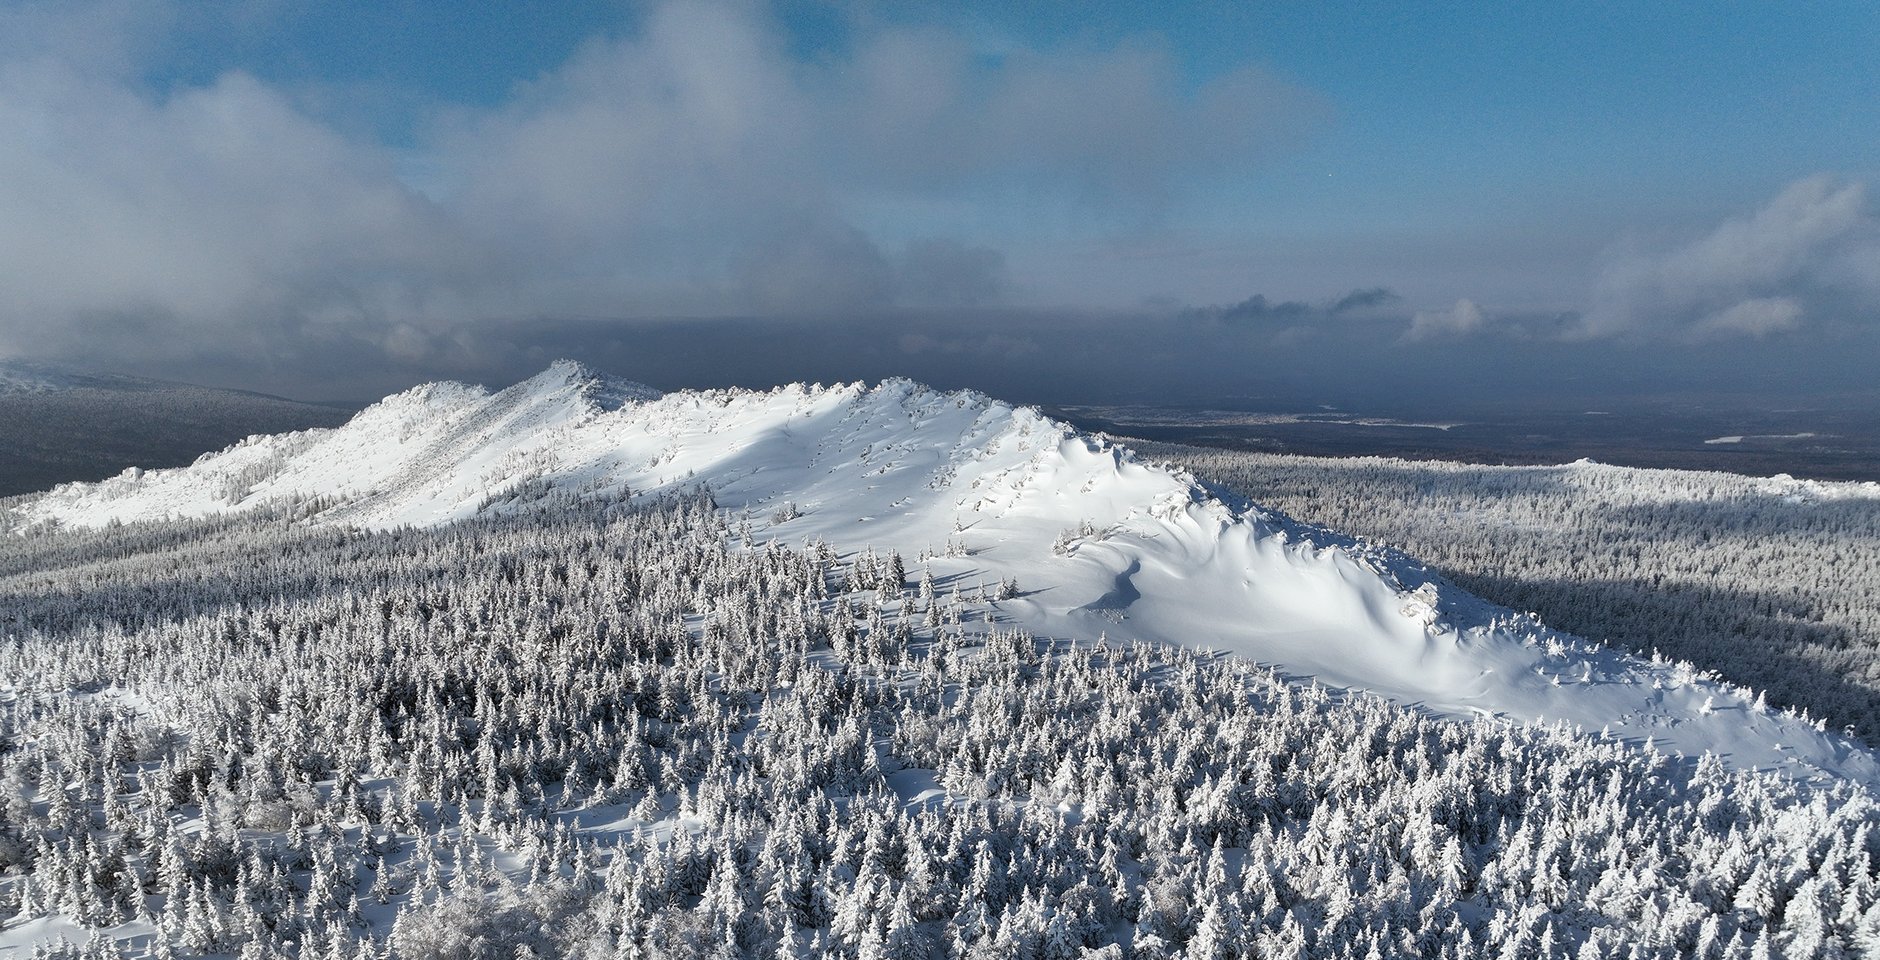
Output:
[514,358,662,412]
[355,359,657,427]
[7,362,1877,786]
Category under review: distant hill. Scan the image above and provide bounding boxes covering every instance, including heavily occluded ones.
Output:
[13,358,1871,785]
[0,359,354,496]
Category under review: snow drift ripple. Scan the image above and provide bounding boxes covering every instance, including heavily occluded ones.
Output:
[8,361,1876,785]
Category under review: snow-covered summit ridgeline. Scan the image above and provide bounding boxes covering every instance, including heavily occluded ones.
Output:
[11,360,1878,784]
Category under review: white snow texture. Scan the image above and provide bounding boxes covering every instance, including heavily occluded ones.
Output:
[12,359,1876,785]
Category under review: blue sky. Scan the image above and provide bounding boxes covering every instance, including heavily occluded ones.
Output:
[1,0,1876,399]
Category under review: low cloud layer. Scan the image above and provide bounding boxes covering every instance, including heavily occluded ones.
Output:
[1369,175,1880,348]
[3,2,1873,408]
[1403,299,1486,342]
[1577,175,1880,341]
[0,0,1319,372]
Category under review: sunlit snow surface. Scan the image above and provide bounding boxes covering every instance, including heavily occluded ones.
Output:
[12,359,1878,784]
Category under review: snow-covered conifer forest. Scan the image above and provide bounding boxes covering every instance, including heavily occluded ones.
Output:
[3,365,1879,957]
[1142,445,1880,744]
[4,498,1879,958]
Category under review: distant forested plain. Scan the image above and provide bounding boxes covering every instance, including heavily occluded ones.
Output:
[0,387,351,498]
[1057,399,1880,483]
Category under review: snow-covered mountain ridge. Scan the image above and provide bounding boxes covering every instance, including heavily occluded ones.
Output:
[10,359,1877,784]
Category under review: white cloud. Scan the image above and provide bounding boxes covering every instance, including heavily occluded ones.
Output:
[1688,296,1804,341]
[0,0,175,76]
[0,0,1321,372]
[1576,175,1880,340]
[0,59,470,361]
[837,27,1317,195]
[1403,298,1486,342]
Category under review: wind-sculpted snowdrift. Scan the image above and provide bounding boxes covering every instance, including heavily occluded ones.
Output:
[11,359,1876,783]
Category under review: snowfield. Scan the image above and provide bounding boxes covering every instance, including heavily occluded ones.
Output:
[11,359,1876,787]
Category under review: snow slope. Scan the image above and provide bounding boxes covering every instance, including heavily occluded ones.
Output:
[11,360,1877,784]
